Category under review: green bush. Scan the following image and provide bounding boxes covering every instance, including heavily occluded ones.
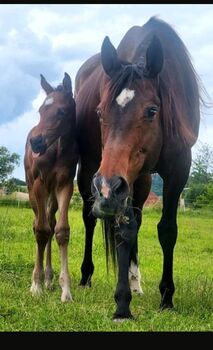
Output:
[184,183,207,208]
[195,183,213,209]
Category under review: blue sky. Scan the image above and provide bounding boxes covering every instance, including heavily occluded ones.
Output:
[0,4,212,181]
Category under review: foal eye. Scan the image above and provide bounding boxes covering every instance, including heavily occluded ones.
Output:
[58,109,66,117]
[144,106,158,121]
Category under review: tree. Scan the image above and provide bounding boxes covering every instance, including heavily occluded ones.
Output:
[0,146,20,187]
[190,143,213,184]
[184,143,213,207]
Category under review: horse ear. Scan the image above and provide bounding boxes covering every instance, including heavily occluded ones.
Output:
[144,35,163,78]
[101,36,121,78]
[40,74,54,94]
[63,72,73,95]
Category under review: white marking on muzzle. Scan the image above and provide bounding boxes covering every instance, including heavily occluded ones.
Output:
[116,88,135,108]
[101,178,110,198]
[44,97,54,106]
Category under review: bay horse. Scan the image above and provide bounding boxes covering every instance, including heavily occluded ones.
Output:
[24,73,78,302]
[75,17,201,320]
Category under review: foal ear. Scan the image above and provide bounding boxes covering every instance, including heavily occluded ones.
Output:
[101,36,121,78]
[40,74,54,94]
[144,35,163,78]
[63,72,73,95]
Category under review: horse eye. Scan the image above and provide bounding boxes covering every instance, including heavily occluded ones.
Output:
[144,106,158,121]
[58,109,66,117]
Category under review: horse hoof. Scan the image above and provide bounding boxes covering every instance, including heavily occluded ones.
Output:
[132,288,144,295]
[113,312,134,321]
[30,282,42,296]
[78,280,92,288]
[45,280,54,290]
[61,291,73,302]
[160,302,174,311]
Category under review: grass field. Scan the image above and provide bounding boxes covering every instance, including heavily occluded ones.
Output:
[0,205,212,332]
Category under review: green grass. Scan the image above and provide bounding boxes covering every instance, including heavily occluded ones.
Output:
[0,206,212,331]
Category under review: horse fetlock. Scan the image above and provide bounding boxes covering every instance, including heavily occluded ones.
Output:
[159,283,175,310]
[129,263,144,295]
[44,268,54,289]
[59,273,72,302]
[129,277,144,295]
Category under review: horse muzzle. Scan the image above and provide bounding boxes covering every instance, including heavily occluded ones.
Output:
[30,135,47,156]
[91,174,129,218]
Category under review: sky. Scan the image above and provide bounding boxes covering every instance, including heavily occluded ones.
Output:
[0,4,212,181]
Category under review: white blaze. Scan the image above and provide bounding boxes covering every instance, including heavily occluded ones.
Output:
[116,88,135,108]
[101,178,110,198]
[44,97,54,106]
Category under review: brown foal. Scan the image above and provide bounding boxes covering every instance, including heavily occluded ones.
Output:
[24,73,78,301]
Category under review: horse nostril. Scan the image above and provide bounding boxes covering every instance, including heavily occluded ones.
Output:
[91,173,101,197]
[30,135,43,147]
[111,176,129,201]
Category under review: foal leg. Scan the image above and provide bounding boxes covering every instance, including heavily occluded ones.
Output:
[30,179,51,296]
[157,148,191,310]
[129,174,152,294]
[55,182,73,302]
[45,195,58,289]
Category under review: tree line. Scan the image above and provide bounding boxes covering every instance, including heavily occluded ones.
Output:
[0,143,212,209]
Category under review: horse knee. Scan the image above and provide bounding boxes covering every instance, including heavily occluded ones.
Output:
[55,225,70,245]
[34,224,51,245]
[157,220,177,248]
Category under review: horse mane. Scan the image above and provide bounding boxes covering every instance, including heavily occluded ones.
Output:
[103,17,207,147]
[136,16,205,146]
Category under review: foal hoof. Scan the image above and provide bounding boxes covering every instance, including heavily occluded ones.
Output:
[45,280,54,290]
[30,282,42,296]
[61,291,73,302]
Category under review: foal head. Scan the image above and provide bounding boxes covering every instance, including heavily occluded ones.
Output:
[92,36,164,218]
[30,73,75,158]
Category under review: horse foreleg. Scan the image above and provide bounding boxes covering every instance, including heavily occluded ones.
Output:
[45,196,57,289]
[55,183,73,302]
[78,167,97,287]
[79,198,96,287]
[129,174,151,294]
[30,179,51,296]
[113,207,138,321]
[157,148,191,310]
[44,238,54,289]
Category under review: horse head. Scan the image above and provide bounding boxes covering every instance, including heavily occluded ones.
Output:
[92,35,164,218]
[30,72,75,158]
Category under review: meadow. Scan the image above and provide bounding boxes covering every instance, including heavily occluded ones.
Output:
[0,205,212,332]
